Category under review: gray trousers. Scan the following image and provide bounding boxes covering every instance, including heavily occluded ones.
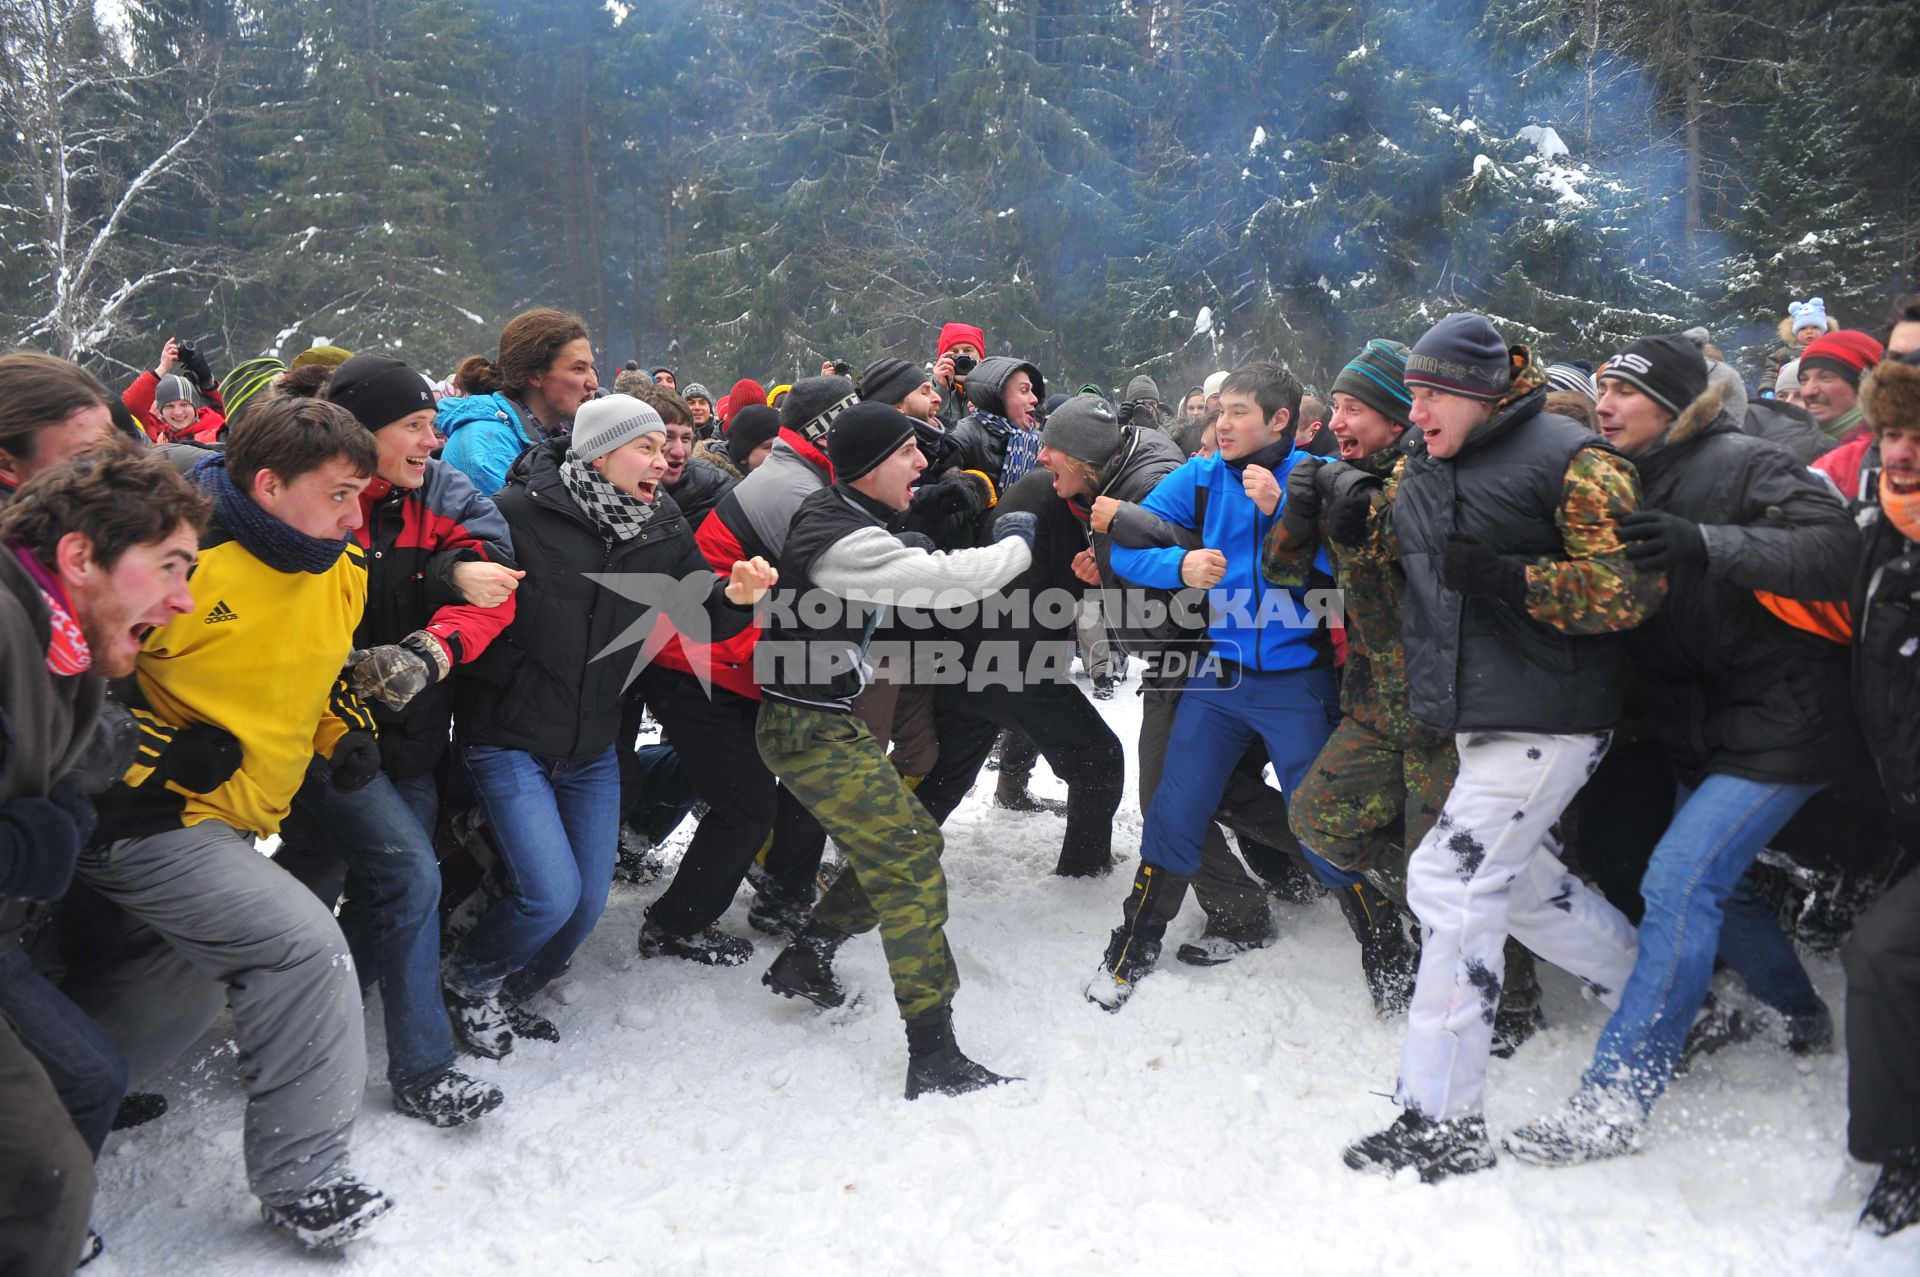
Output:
[1076,597,1122,681]
[66,821,365,1203]
[1138,685,1273,932]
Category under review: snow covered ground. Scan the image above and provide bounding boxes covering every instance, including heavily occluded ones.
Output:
[91,685,1916,1275]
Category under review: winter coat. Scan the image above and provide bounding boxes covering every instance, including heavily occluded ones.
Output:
[124,370,225,445]
[663,457,737,532]
[939,470,1086,661]
[1396,387,1656,734]
[353,462,518,778]
[438,392,546,497]
[1743,398,1829,466]
[947,356,1046,487]
[691,440,743,482]
[1853,503,1920,818]
[1814,433,1880,509]
[0,549,106,952]
[1081,426,1209,666]
[454,440,751,763]
[1625,385,1861,786]
[1108,438,1337,674]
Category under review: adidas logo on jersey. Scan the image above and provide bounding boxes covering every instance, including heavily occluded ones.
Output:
[204,600,238,624]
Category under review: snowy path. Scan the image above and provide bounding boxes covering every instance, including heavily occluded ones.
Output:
[92,688,1915,1275]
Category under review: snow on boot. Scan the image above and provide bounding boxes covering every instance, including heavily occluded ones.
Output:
[762,923,848,1008]
[613,824,666,885]
[1092,675,1119,701]
[1673,993,1751,1077]
[444,984,513,1059]
[1490,1003,1545,1059]
[903,1006,1016,1100]
[504,998,560,1043]
[76,1228,103,1268]
[746,867,815,938]
[994,773,1068,815]
[1176,911,1277,967]
[260,1172,392,1250]
[1342,1110,1497,1183]
[1085,864,1179,1011]
[1504,1089,1645,1167]
[638,916,754,966]
[1861,1160,1920,1237]
[110,1091,168,1131]
[1245,840,1318,904]
[393,1067,506,1128]
[1334,882,1417,1015]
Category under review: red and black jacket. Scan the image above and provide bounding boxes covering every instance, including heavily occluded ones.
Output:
[123,370,226,445]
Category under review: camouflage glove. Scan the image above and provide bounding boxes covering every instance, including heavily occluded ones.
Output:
[328,731,381,793]
[1442,532,1528,609]
[346,631,450,712]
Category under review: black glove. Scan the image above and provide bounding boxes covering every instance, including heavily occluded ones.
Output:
[1115,399,1136,426]
[1279,457,1326,542]
[136,718,244,794]
[1616,510,1708,574]
[346,631,448,712]
[328,731,381,793]
[0,779,92,902]
[177,344,216,393]
[992,510,1039,552]
[905,470,995,549]
[1441,532,1529,609]
[1318,462,1386,547]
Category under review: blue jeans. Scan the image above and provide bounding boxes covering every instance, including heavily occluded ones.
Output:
[283,769,453,1092]
[1142,665,1359,888]
[0,948,126,1157]
[1582,775,1825,1111]
[451,744,620,1002]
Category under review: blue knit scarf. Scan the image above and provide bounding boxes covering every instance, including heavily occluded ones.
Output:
[977,411,1042,488]
[189,455,352,575]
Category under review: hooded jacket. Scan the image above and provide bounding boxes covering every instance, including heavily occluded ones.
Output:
[454,439,751,762]
[1625,383,1861,785]
[437,392,546,496]
[947,356,1046,487]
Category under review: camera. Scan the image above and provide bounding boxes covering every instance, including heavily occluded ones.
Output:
[174,337,197,361]
[952,354,977,377]
[830,358,852,376]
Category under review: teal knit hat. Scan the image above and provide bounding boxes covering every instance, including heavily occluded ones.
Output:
[1330,338,1414,428]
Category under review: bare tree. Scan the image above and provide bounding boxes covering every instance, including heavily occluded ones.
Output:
[0,0,220,362]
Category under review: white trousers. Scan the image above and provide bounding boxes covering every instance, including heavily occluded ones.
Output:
[1395,731,1639,1120]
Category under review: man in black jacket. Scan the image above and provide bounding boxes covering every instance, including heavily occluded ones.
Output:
[1506,333,1860,1167]
[1841,350,1920,1237]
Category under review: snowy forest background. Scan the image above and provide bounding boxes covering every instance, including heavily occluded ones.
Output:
[2,0,1916,395]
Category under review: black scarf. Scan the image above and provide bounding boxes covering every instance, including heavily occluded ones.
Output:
[190,455,352,574]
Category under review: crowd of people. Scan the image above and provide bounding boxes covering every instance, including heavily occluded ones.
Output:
[0,291,1917,1272]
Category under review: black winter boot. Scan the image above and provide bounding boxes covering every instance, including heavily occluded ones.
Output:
[1490,940,1546,1058]
[111,1091,168,1131]
[762,923,849,1008]
[1862,1159,1920,1237]
[1085,864,1184,1010]
[1335,882,1418,1015]
[903,1006,1016,1100]
[1343,1110,1497,1183]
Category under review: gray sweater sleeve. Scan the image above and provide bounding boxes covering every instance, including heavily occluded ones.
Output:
[810,527,1032,607]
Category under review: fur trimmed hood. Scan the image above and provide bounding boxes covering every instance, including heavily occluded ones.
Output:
[1666,378,1735,447]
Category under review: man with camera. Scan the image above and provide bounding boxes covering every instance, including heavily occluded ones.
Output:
[931,322,985,430]
[123,338,225,445]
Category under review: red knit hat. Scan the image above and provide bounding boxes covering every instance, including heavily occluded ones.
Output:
[1800,330,1884,388]
[722,378,766,425]
[936,323,986,359]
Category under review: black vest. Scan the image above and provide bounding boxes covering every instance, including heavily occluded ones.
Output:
[760,483,898,713]
[1397,391,1626,733]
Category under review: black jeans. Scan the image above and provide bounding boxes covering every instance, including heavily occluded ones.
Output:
[917,680,1124,876]
[1844,847,1920,1165]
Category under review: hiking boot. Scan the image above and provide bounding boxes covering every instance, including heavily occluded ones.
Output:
[393,1068,505,1128]
[1084,864,1181,1011]
[904,1006,1017,1100]
[504,998,560,1043]
[1176,911,1277,967]
[1491,943,1544,1058]
[260,1172,392,1250]
[1504,1089,1644,1167]
[1334,883,1417,1016]
[1861,1160,1920,1237]
[994,773,1068,815]
[1343,1110,1497,1183]
[1092,675,1119,701]
[1244,840,1318,905]
[746,866,815,938]
[762,923,848,1008]
[1785,1004,1835,1056]
[110,1091,168,1131]
[1674,993,1751,1077]
[638,916,754,966]
[613,824,666,885]
[443,984,513,1059]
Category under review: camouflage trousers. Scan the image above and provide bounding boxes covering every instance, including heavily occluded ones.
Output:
[755,700,957,1020]
[1292,715,1457,905]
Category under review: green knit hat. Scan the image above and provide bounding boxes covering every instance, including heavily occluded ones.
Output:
[1330,338,1414,428]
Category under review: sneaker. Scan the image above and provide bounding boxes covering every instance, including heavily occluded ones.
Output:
[392,1068,505,1128]
[638,917,754,966]
[1861,1160,1920,1237]
[1504,1090,1644,1167]
[1343,1110,1498,1183]
[110,1091,168,1131]
[1175,915,1277,967]
[444,984,513,1059]
[613,825,666,885]
[503,998,560,1043]
[762,924,848,1008]
[260,1172,392,1250]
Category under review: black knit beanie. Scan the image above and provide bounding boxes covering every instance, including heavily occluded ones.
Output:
[325,353,434,432]
[778,375,858,446]
[1404,313,1512,402]
[858,357,928,409]
[1599,334,1709,419]
[828,402,917,481]
[725,405,781,466]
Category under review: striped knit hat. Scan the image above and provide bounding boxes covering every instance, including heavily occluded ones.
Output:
[1545,361,1598,404]
[1404,313,1512,402]
[1330,339,1413,427]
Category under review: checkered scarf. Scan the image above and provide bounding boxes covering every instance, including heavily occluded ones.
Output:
[560,452,658,542]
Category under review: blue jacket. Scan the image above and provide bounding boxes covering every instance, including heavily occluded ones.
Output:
[438,393,544,497]
[1109,441,1336,673]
